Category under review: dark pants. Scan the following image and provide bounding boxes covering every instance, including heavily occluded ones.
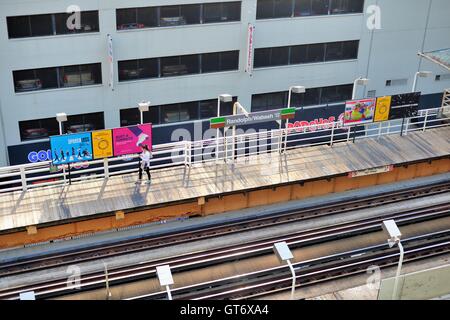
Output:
[139,166,151,180]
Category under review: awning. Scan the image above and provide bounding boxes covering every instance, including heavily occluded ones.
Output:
[418,48,450,72]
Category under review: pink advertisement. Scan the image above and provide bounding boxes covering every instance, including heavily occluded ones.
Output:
[112,124,152,156]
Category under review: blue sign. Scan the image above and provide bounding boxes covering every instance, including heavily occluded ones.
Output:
[50,132,93,165]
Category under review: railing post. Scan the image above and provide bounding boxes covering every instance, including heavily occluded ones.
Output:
[378,122,382,138]
[20,167,27,192]
[103,158,109,179]
[423,109,429,132]
[346,126,351,142]
[404,118,410,136]
[387,121,391,134]
[330,122,335,147]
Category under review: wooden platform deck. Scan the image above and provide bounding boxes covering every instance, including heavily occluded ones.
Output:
[0,127,449,233]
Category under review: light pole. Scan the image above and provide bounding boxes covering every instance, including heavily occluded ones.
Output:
[216,94,233,162]
[273,242,296,300]
[352,77,370,100]
[282,86,305,152]
[138,101,150,125]
[56,113,68,184]
[156,265,174,300]
[382,219,404,300]
[412,71,432,93]
[56,113,67,135]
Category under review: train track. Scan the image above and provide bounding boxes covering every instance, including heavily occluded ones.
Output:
[1,201,449,300]
[1,181,449,278]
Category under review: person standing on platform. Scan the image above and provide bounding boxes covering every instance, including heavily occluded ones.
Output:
[136,144,152,184]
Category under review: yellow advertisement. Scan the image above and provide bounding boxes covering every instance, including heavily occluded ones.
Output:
[92,130,113,159]
[374,96,392,122]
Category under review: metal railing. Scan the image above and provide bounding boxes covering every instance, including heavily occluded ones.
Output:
[0,105,448,194]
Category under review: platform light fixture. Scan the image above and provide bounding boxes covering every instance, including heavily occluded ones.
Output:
[382,219,404,300]
[56,112,68,135]
[138,101,151,124]
[352,77,370,99]
[412,71,432,92]
[216,94,233,162]
[273,242,296,300]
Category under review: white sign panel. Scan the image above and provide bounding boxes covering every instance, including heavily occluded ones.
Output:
[348,165,394,178]
[246,24,255,76]
[107,34,114,91]
[156,265,174,286]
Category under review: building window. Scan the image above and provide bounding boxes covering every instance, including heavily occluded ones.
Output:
[7,11,99,38]
[120,97,236,126]
[116,2,241,30]
[64,112,105,134]
[330,0,364,15]
[251,84,353,111]
[255,41,358,68]
[18,112,104,141]
[257,0,364,19]
[19,117,59,141]
[13,63,102,93]
[118,51,239,82]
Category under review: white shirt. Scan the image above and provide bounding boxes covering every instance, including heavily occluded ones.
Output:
[140,150,152,168]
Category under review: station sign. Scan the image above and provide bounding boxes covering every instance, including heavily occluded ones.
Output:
[210,108,295,129]
[348,165,394,178]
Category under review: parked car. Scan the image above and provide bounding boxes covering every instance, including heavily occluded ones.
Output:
[162,64,188,77]
[22,128,48,140]
[118,23,145,30]
[67,123,95,133]
[63,71,95,87]
[119,68,146,79]
[15,79,42,92]
[160,16,186,26]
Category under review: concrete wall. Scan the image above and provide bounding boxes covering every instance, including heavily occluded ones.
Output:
[0,0,449,166]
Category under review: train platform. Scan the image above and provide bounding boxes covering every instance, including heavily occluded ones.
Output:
[0,126,449,248]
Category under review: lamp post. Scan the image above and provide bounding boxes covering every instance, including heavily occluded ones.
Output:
[282,86,305,152]
[382,219,404,300]
[273,242,296,300]
[230,102,249,162]
[56,113,67,135]
[352,77,370,100]
[138,101,150,125]
[56,113,68,184]
[156,265,174,300]
[412,71,432,93]
[216,94,233,162]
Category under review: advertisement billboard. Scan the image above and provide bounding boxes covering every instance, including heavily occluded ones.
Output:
[374,96,392,122]
[343,98,376,126]
[112,124,152,157]
[50,132,93,165]
[92,129,113,159]
[389,92,421,120]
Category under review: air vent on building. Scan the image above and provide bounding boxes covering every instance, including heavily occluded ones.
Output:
[385,79,407,87]
[367,90,377,98]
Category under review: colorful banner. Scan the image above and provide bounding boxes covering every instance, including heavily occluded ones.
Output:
[50,132,93,165]
[343,98,376,126]
[374,96,392,122]
[92,129,113,159]
[245,23,255,76]
[107,34,114,91]
[113,124,152,157]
